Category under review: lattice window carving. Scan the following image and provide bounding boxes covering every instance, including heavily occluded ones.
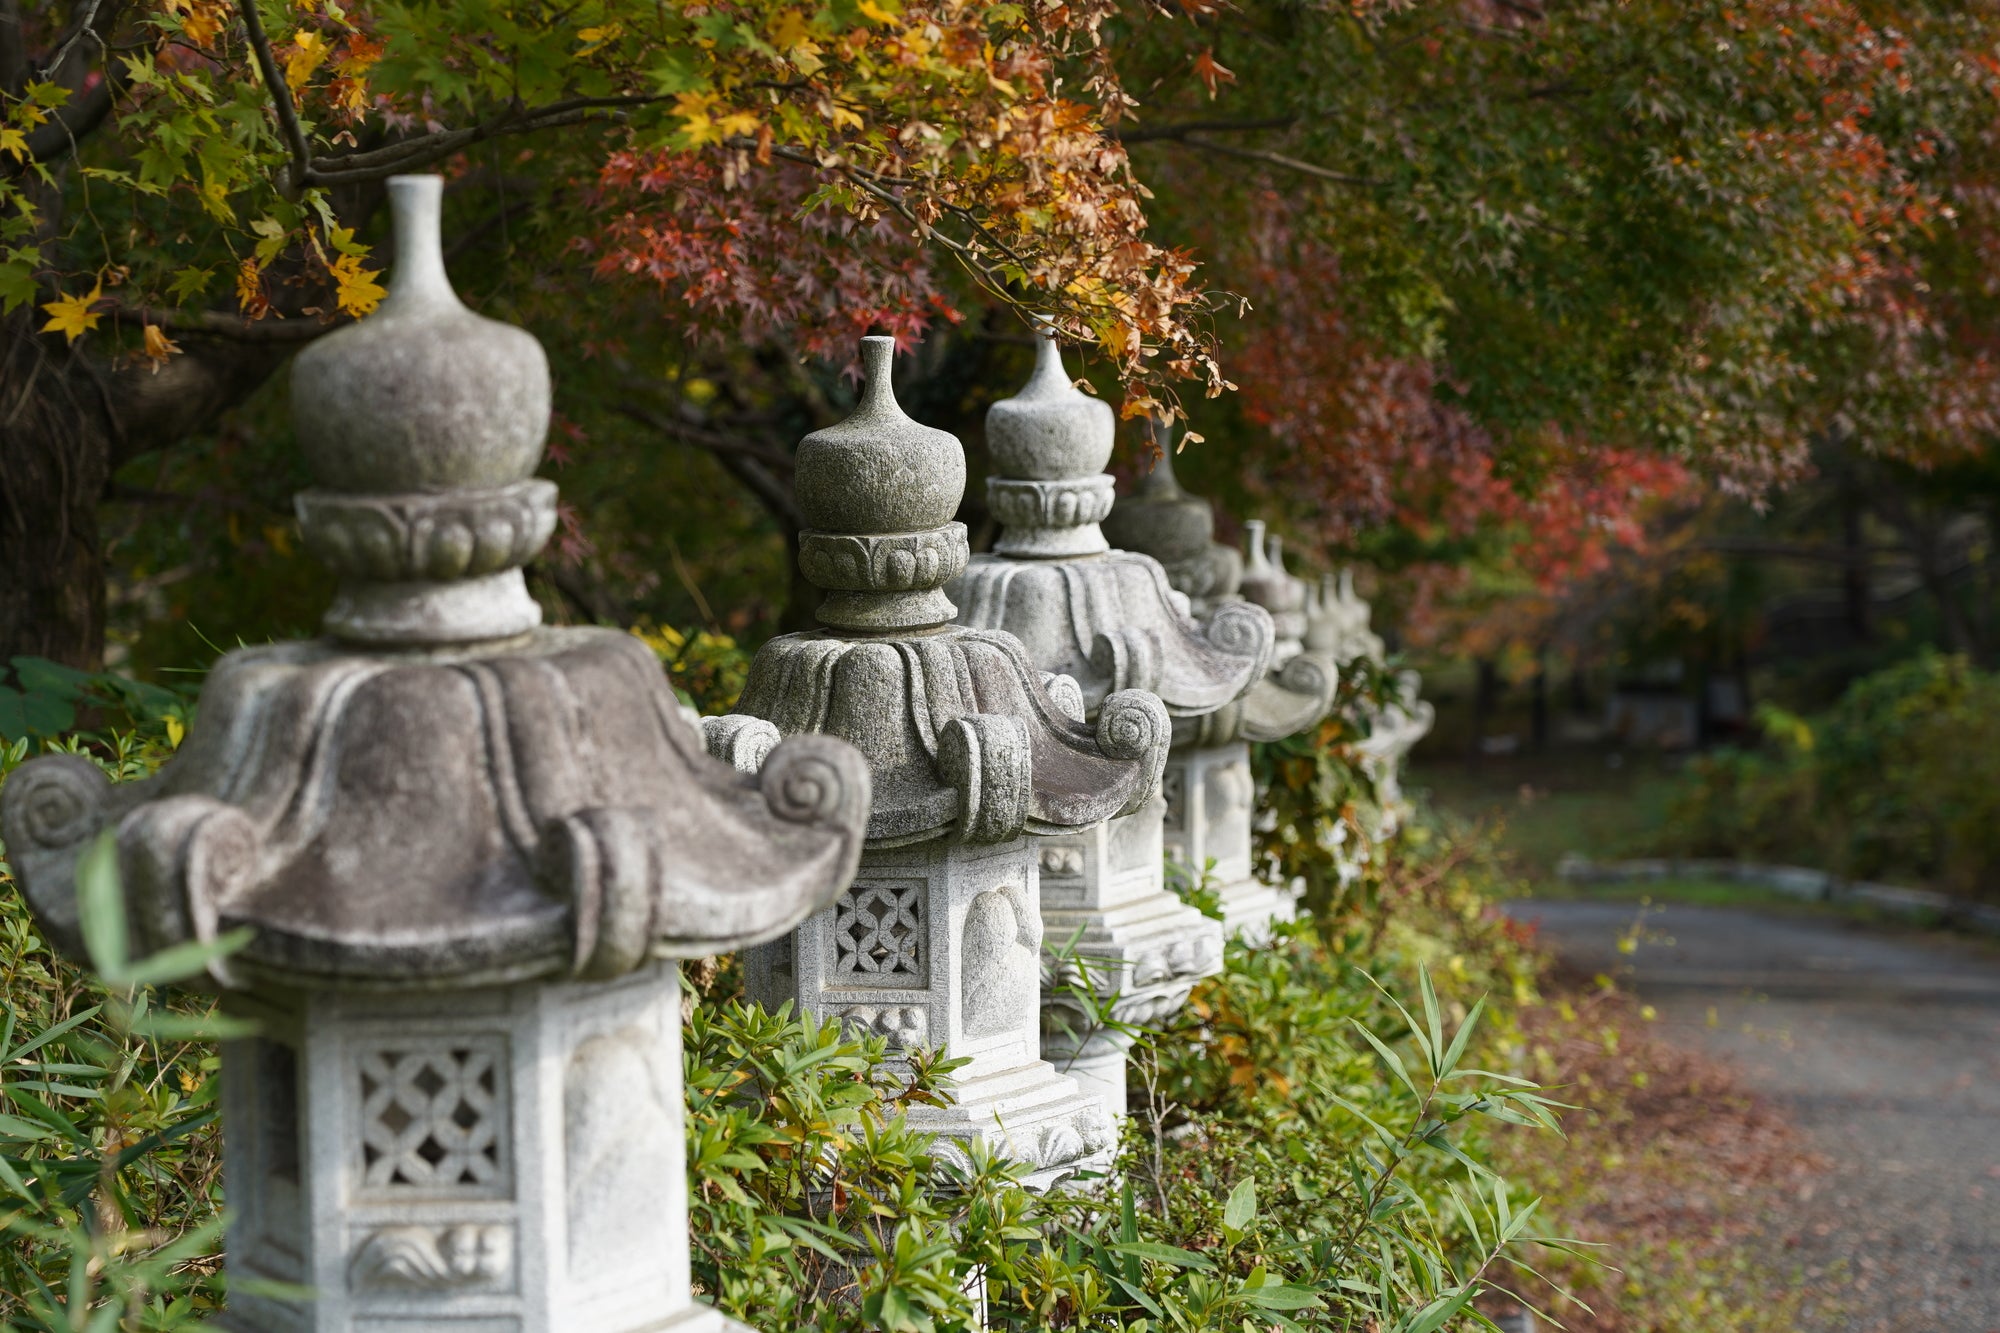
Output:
[357,1044,506,1192]
[833,883,923,980]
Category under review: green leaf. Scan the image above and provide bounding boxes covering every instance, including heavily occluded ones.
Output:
[1403,1284,1480,1333]
[0,257,35,313]
[1440,995,1487,1076]
[75,831,128,980]
[1351,1020,1420,1099]
[114,926,255,990]
[1223,1176,1257,1235]
[1243,1284,1326,1311]
[647,51,703,94]
[1110,1241,1215,1271]
[168,266,214,302]
[3,1005,102,1064]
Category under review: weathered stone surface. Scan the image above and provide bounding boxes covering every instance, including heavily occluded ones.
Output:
[1301,568,1434,851]
[1158,740,1296,944]
[3,629,869,990]
[1098,422,1240,610]
[1305,569,1387,666]
[743,835,1117,1190]
[712,335,1167,1183]
[292,178,550,495]
[985,331,1116,481]
[722,631,1166,847]
[1171,650,1339,751]
[793,337,965,535]
[0,175,860,1333]
[953,336,1272,718]
[1107,453,1349,941]
[1038,796,1223,1117]
[951,556,1273,718]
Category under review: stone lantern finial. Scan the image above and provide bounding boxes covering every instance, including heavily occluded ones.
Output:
[793,335,969,632]
[293,175,557,647]
[1098,416,1242,606]
[984,331,1117,558]
[1239,522,1308,663]
[0,175,871,1333]
[709,334,1174,1186]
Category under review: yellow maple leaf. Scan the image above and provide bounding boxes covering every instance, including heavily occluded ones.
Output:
[771,9,811,49]
[284,30,328,92]
[0,127,26,162]
[142,323,182,371]
[715,110,761,139]
[183,0,227,47]
[856,0,899,22]
[40,282,103,343]
[577,21,623,54]
[330,253,385,318]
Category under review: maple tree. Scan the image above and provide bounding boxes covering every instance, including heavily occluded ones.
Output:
[1106,0,2000,658]
[0,0,1213,667]
[16,0,2000,679]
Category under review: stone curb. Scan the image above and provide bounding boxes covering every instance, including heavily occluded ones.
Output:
[1553,855,2000,939]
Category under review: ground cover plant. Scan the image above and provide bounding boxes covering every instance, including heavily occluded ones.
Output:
[0,647,1591,1332]
[0,649,1844,1333]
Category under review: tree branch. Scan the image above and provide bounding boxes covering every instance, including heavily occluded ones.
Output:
[109,301,343,343]
[234,0,311,193]
[305,96,663,185]
[0,0,28,98]
[1156,132,1385,187]
[616,402,802,529]
[1113,116,1297,144]
[42,0,103,80]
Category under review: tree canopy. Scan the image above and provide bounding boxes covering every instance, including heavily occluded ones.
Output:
[6,0,2000,673]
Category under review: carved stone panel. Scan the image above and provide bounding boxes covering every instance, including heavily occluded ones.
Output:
[349,1224,513,1292]
[833,881,925,982]
[962,882,1039,1037]
[355,1041,508,1196]
[564,1025,680,1282]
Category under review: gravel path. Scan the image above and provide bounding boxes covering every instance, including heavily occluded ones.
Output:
[1503,899,2000,1333]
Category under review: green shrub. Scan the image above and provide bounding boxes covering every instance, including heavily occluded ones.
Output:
[1660,652,2000,897]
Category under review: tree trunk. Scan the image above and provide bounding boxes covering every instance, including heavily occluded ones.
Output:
[0,316,113,669]
[1529,655,1548,754]
[0,310,297,669]
[1469,656,1498,768]
[1840,493,1872,646]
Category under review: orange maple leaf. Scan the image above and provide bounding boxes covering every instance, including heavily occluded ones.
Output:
[142,323,182,371]
[1192,49,1235,99]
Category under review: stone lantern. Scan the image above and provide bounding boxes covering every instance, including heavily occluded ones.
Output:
[1101,435,1339,943]
[1304,570,1435,842]
[1240,523,1310,665]
[704,335,1171,1187]
[0,176,873,1333]
[947,333,1270,1121]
